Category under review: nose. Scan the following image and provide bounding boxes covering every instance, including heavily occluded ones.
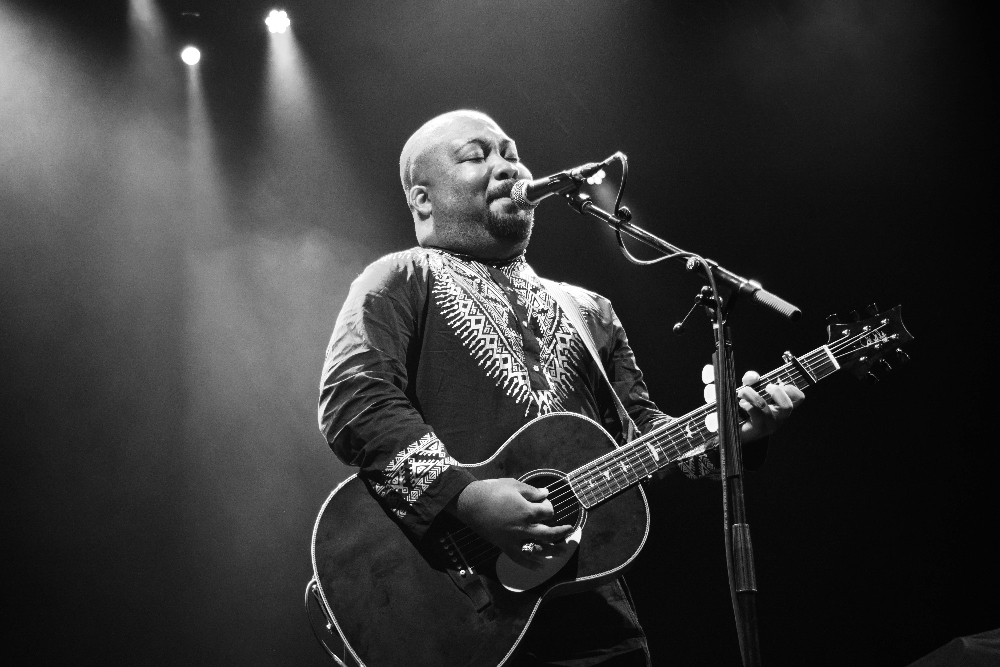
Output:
[490,154,521,182]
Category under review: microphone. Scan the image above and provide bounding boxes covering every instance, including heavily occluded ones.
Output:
[509,155,618,210]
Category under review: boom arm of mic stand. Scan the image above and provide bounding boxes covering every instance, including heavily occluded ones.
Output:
[564,193,801,321]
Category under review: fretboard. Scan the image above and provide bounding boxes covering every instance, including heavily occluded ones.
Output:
[568,344,841,508]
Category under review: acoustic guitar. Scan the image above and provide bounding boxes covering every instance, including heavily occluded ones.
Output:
[309,306,912,667]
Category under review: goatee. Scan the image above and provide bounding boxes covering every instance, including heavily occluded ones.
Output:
[485,208,534,243]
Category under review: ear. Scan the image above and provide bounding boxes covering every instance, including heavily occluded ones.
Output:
[409,185,432,220]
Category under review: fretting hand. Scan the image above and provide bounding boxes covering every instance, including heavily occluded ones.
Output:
[738,370,805,442]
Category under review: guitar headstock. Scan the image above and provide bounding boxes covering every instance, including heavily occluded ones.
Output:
[826,304,913,383]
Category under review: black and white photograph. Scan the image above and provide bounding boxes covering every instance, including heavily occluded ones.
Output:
[3,1,994,665]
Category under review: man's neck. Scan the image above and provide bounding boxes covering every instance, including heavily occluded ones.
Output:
[427,245,525,267]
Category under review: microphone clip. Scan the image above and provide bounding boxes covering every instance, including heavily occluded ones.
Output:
[673,286,715,335]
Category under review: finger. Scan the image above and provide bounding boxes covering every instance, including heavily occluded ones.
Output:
[738,386,776,433]
[767,384,795,422]
[742,370,760,386]
[740,407,768,441]
[528,499,555,522]
[529,523,575,542]
[786,385,805,406]
[738,386,773,418]
[517,482,548,503]
[768,384,793,409]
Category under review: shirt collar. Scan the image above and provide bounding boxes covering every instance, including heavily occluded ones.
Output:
[427,246,527,270]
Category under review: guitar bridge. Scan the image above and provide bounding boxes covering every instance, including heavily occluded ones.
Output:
[440,531,494,613]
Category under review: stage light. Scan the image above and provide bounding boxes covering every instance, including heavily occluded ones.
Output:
[265,10,290,34]
[181,46,201,65]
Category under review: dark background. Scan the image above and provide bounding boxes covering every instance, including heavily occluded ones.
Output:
[3,0,994,664]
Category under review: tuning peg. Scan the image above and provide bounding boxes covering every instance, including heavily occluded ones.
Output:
[894,348,910,365]
[864,303,880,317]
[846,310,861,322]
[864,359,893,385]
[826,314,840,325]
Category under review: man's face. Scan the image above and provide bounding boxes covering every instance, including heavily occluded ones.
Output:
[418,115,535,247]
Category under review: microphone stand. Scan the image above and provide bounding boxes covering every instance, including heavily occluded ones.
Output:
[561,190,800,667]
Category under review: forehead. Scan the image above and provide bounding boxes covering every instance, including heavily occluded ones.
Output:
[433,115,513,152]
[400,112,515,189]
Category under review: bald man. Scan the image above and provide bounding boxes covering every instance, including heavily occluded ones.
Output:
[319,110,802,666]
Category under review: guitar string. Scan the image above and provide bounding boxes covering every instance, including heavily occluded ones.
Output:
[447,324,892,564]
[450,310,893,560]
[549,366,803,510]
[556,324,885,508]
[538,325,879,513]
[448,478,577,553]
[454,483,592,560]
[460,488,587,568]
[450,476,589,558]
[560,321,893,510]
[557,323,890,505]
[559,363,819,508]
[450,328,890,561]
[447,475,580,553]
[478,364,802,519]
[461,327,875,529]
[459,371,815,564]
[548,375,793,511]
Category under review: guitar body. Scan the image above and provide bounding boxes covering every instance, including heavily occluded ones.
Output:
[311,412,650,667]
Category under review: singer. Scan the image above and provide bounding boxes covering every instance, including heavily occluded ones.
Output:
[317,110,803,666]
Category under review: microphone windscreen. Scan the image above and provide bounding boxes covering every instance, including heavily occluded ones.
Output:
[510,180,539,211]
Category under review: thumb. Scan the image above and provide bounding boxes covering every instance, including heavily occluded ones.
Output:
[517,482,548,503]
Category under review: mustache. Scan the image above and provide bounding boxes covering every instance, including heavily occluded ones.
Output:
[487,179,518,201]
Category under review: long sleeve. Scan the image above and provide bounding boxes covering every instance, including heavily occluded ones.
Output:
[318,254,475,539]
[559,285,669,439]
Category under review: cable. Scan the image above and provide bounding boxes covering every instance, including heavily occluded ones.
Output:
[304,578,351,667]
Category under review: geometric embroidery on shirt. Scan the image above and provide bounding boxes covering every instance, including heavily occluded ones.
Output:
[676,449,719,480]
[675,430,720,480]
[370,433,457,519]
[638,414,717,480]
[426,250,585,417]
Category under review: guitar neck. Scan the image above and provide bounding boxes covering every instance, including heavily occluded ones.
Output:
[568,343,842,508]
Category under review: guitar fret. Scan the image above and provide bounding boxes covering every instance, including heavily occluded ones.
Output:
[569,341,855,508]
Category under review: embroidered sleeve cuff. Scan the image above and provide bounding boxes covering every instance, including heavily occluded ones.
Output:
[677,435,770,480]
[367,433,476,539]
[677,451,721,480]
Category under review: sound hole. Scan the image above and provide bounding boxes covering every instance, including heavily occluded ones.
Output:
[519,470,584,531]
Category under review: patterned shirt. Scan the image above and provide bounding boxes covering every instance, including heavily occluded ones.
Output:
[319,246,730,539]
